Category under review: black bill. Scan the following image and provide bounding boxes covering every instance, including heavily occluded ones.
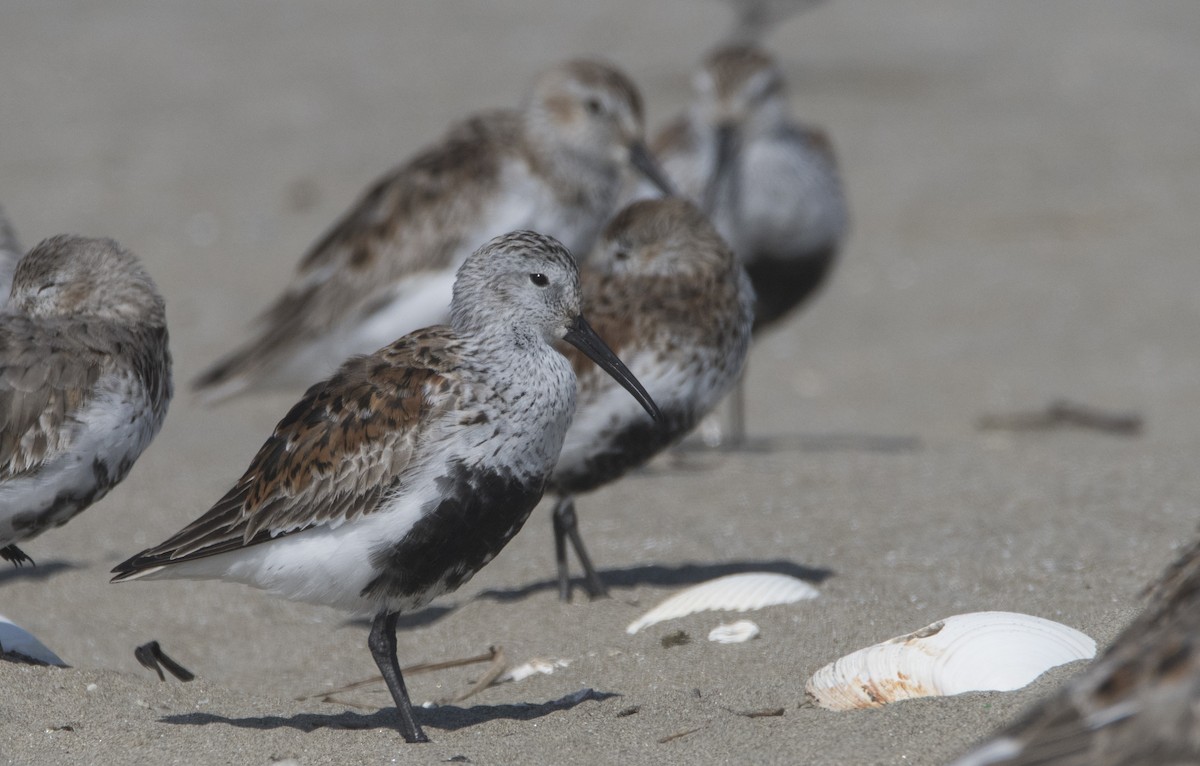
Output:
[563,315,662,423]
[702,122,738,215]
[629,142,677,198]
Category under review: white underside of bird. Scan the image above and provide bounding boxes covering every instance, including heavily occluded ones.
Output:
[0,379,160,545]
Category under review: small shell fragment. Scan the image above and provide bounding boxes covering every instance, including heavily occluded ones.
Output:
[626,573,819,634]
[805,611,1096,710]
[708,620,760,644]
[497,658,570,684]
[0,614,67,666]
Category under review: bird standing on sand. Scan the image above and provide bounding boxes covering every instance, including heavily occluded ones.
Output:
[548,198,754,600]
[951,535,1200,766]
[193,58,675,404]
[646,44,847,442]
[114,231,660,744]
[654,44,846,333]
[0,236,173,566]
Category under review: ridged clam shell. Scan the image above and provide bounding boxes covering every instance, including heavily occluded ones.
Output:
[708,620,761,644]
[806,611,1095,711]
[0,614,66,666]
[626,573,819,634]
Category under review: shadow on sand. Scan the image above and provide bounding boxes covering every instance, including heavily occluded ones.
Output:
[0,560,77,586]
[339,604,459,633]
[479,558,833,603]
[161,688,618,734]
[673,431,922,456]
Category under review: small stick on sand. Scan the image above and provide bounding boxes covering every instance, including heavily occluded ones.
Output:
[295,646,502,702]
[134,641,195,682]
[977,399,1143,436]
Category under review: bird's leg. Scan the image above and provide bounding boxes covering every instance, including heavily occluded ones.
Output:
[368,611,429,743]
[0,544,33,567]
[552,495,609,601]
[552,497,573,602]
[726,369,748,449]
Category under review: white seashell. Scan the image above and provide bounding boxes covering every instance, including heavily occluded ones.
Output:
[626,573,819,634]
[805,611,1096,711]
[708,620,761,644]
[0,614,67,666]
[497,658,570,684]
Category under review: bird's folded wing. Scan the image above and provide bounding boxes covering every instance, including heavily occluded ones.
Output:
[0,318,109,480]
[192,112,522,393]
[124,332,469,570]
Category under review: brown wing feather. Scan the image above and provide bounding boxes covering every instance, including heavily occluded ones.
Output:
[192,112,520,391]
[121,330,465,572]
[564,267,744,396]
[650,114,694,157]
[0,318,109,479]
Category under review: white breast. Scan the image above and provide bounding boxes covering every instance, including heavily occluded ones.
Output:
[0,373,165,545]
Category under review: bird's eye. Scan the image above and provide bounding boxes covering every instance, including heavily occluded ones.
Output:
[584,97,603,116]
[613,250,629,261]
[529,273,549,287]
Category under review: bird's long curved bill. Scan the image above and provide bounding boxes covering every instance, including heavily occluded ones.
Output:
[702,123,737,215]
[564,315,662,423]
[629,142,677,198]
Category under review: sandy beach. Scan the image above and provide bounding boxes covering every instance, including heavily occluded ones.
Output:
[2,1,1199,763]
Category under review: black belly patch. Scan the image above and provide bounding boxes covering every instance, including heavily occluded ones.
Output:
[747,244,837,332]
[361,461,544,601]
[8,455,126,541]
[551,408,692,495]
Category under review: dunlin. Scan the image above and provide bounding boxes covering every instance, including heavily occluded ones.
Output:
[114,231,660,743]
[548,198,753,600]
[653,44,847,333]
[193,59,674,404]
[0,206,23,307]
[645,44,848,443]
[951,536,1200,766]
[0,235,173,566]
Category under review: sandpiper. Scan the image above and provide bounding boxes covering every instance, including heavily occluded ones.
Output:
[0,206,23,307]
[547,198,754,600]
[193,59,674,405]
[0,235,173,566]
[716,0,830,43]
[642,44,848,443]
[950,536,1200,766]
[652,44,846,333]
[114,231,660,744]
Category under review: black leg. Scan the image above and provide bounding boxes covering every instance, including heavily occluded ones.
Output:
[368,611,429,743]
[552,495,609,601]
[1,544,33,567]
[552,497,573,602]
[726,370,748,449]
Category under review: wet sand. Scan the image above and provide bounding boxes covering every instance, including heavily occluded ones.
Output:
[2,1,1199,764]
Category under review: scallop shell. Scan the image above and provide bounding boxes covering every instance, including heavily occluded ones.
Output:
[626,573,819,634]
[708,620,761,644]
[805,611,1095,710]
[0,614,66,666]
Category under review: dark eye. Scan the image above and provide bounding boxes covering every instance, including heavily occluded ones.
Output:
[529,273,549,287]
[613,250,629,261]
[37,282,56,294]
[584,97,603,115]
